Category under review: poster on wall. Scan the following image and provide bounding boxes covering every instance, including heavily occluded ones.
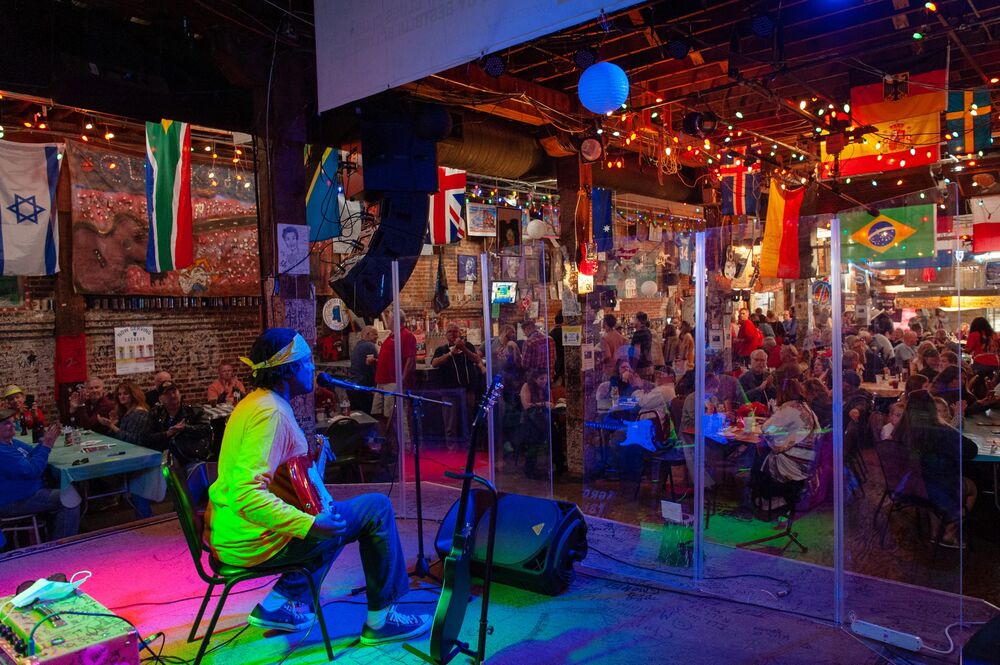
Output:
[457,254,478,281]
[115,326,155,375]
[0,277,22,307]
[466,202,497,237]
[986,261,1000,286]
[497,207,522,255]
[277,224,310,275]
[65,141,259,296]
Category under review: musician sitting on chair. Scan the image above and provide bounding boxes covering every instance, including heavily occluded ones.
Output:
[205,328,431,644]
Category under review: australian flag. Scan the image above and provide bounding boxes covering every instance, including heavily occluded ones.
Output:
[427,167,466,245]
[720,163,761,217]
[592,187,614,252]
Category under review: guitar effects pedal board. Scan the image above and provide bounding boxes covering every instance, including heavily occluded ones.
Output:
[0,591,140,664]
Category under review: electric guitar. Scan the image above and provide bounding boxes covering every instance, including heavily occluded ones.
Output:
[584,418,656,451]
[273,435,335,515]
[430,376,503,664]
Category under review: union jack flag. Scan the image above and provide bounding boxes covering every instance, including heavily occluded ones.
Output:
[719,162,761,217]
[427,167,466,244]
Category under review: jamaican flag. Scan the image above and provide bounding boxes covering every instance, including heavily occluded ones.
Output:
[840,203,936,263]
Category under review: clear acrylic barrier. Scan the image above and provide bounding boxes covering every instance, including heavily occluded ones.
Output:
[694,215,836,620]
[482,242,554,499]
[840,184,975,645]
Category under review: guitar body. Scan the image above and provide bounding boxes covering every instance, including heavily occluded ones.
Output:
[585,418,655,451]
[428,377,503,664]
[271,436,334,516]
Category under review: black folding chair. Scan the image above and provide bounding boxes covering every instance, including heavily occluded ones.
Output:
[162,452,334,664]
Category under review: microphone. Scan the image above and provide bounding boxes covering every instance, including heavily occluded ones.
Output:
[316,372,363,391]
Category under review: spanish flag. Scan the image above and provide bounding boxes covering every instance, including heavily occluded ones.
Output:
[760,181,806,279]
[840,203,936,263]
[820,113,940,178]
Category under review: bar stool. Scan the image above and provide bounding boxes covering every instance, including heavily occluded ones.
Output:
[0,514,45,548]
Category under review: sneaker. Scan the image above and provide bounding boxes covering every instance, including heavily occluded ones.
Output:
[247,601,315,632]
[360,606,432,646]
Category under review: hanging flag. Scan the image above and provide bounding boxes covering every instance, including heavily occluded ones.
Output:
[427,167,466,245]
[592,187,613,252]
[946,90,992,155]
[304,145,343,242]
[719,162,761,216]
[145,119,193,272]
[840,203,936,262]
[971,195,1000,253]
[820,112,939,178]
[759,181,806,279]
[432,249,450,312]
[0,141,63,276]
[849,57,947,125]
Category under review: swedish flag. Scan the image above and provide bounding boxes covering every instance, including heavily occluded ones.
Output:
[947,90,992,155]
[841,203,935,262]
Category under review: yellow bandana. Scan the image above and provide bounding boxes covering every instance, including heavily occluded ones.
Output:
[239,334,311,377]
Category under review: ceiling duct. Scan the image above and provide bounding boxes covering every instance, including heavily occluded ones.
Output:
[436,112,545,178]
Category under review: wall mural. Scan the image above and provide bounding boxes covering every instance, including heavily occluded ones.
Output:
[65,141,259,296]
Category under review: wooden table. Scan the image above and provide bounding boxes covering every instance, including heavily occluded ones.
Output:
[860,382,904,399]
[22,430,162,491]
[964,415,1000,510]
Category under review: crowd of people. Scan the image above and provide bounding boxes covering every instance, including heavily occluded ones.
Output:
[0,361,250,547]
[593,306,996,549]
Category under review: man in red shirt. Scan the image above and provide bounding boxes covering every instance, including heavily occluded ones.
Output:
[372,311,416,453]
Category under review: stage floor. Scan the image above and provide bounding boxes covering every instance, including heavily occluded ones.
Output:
[1,482,995,664]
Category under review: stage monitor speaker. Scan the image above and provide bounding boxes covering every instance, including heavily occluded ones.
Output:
[964,615,1000,665]
[434,491,588,596]
[330,192,427,319]
[360,120,438,193]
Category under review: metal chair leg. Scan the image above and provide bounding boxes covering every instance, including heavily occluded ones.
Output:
[189,583,217,643]
[194,580,237,665]
[306,574,335,661]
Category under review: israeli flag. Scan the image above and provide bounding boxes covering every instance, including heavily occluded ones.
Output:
[0,141,63,275]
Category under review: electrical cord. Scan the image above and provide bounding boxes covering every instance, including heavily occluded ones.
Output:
[586,542,792,596]
[109,577,277,611]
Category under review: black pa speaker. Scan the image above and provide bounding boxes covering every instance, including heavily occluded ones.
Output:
[964,615,1000,665]
[330,192,427,319]
[434,491,588,596]
[360,120,438,193]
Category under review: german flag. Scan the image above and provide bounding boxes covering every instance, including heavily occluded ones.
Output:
[840,204,936,262]
[760,181,806,279]
[849,56,946,125]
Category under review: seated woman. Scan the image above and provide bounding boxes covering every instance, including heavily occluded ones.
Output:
[518,370,552,479]
[98,380,155,518]
[894,390,977,548]
[752,373,822,509]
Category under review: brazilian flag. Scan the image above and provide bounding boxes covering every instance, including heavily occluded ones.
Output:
[840,203,936,263]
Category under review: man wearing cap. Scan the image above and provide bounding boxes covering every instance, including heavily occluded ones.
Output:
[0,410,79,540]
[4,385,45,436]
[143,381,213,465]
[207,328,430,644]
[68,378,115,435]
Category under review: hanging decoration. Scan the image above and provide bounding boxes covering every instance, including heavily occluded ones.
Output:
[578,62,630,115]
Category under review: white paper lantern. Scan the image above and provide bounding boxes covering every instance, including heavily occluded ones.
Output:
[640,280,658,297]
[526,218,547,240]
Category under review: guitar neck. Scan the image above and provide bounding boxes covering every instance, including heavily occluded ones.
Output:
[452,377,502,534]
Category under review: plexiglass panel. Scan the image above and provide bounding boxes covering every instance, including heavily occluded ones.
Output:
[483,241,554,498]
[840,184,980,646]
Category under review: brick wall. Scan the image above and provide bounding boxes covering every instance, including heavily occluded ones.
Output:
[82,305,262,408]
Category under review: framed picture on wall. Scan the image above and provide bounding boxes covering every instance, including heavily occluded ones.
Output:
[0,277,22,308]
[466,202,497,237]
[497,207,522,255]
[457,254,478,281]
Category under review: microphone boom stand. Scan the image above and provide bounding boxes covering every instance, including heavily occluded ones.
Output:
[319,374,451,587]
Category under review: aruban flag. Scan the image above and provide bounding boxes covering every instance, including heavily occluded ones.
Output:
[0,140,62,275]
[850,62,946,125]
[426,167,466,244]
[972,195,1000,253]
[840,203,936,263]
[820,113,939,178]
[719,162,761,216]
[592,187,613,252]
[946,90,992,155]
[145,119,193,272]
[760,181,806,278]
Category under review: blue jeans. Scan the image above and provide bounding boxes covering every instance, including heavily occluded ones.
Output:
[0,488,80,541]
[265,492,408,611]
